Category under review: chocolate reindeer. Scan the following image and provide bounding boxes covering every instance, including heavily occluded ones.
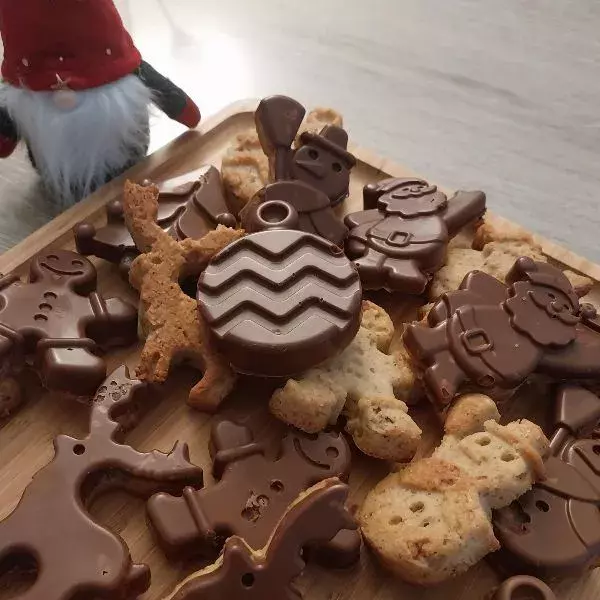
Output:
[494,386,600,578]
[404,257,600,408]
[0,366,203,600]
[241,95,353,246]
[344,177,486,293]
[0,250,137,396]
[147,420,361,568]
[162,480,356,600]
[74,167,236,276]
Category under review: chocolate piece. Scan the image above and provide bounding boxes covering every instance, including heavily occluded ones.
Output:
[244,95,354,243]
[243,199,300,233]
[255,96,356,208]
[345,177,486,293]
[403,257,600,408]
[493,576,556,600]
[196,229,362,377]
[74,167,236,275]
[0,366,203,600]
[163,479,356,600]
[292,125,356,207]
[0,250,137,396]
[147,420,361,568]
[247,180,348,247]
[255,95,305,181]
[493,386,600,578]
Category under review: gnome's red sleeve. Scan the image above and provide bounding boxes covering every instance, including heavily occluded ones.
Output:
[0,107,18,158]
[137,61,201,128]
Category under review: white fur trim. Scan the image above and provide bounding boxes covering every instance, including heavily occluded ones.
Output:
[0,76,152,207]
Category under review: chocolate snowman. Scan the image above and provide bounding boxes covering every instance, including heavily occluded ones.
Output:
[241,95,354,246]
[345,177,486,293]
[291,125,356,207]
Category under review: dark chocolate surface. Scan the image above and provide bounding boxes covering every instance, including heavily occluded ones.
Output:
[167,479,356,600]
[147,419,361,567]
[196,229,362,377]
[345,177,486,293]
[404,257,600,408]
[0,250,137,396]
[493,575,556,600]
[74,167,235,275]
[493,386,600,578]
[0,366,202,600]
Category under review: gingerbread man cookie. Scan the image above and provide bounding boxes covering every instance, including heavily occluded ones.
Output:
[74,167,236,276]
[404,257,600,409]
[345,177,486,294]
[148,419,361,568]
[161,479,356,600]
[270,301,421,462]
[0,366,202,600]
[359,394,549,585]
[121,180,244,411]
[0,250,137,396]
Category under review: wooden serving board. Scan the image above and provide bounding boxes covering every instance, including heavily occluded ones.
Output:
[1,100,598,600]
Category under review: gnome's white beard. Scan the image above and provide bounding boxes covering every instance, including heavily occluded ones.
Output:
[0,75,152,208]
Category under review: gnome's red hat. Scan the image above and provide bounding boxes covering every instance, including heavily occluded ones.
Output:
[0,0,142,91]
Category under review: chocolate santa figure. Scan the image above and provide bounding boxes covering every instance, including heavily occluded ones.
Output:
[0,0,200,207]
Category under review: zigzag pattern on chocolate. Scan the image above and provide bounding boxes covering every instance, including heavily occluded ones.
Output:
[197,230,362,376]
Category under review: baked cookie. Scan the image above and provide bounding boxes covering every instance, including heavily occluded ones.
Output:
[270,301,420,462]
[359,394,549,585]
[221,107,343,214]
[122,181,244,411]
[430,219,592,300]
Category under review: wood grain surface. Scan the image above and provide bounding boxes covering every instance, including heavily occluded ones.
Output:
[0,102,598,600]
[0,0,599,263]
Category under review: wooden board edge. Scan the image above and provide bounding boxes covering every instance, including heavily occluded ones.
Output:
[2,97,599,284]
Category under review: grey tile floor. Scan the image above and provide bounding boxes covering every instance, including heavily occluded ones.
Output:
[1,0,599,260]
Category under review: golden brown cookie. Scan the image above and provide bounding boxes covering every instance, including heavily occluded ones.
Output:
[270,301,421,462]
[122,181,244,411]
[430,219,593,300]
[359,395,549,585]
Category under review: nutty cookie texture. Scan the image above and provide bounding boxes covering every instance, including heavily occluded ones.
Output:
[122,181,243,411]
[270,301,420,462]
[359,394,549,585]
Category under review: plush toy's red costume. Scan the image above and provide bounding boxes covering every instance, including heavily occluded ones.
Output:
[0,0,200,205]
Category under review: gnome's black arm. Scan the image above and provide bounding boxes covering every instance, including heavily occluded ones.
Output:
[136,61,201,128]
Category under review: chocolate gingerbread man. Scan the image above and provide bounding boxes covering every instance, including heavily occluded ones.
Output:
[0,366,202,600]
[241,95,353,246]
[345,177,486,293]
[0,250,137,396]
[147,419,361,568]
[404,257,600,408]
[74,167,236,276]
[162,480,356,600]
[494,386,600,578]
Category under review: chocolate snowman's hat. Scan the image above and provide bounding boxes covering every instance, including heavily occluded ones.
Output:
[300,126,357,168]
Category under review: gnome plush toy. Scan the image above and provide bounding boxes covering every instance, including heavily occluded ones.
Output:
[0,0,201,207]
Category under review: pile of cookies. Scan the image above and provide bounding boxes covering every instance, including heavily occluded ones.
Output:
[1,95,600,599]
